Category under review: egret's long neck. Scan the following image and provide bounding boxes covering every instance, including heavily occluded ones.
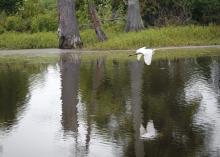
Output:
[128,52,142,57]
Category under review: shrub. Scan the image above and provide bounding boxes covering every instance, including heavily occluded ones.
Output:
[31,13,58,32]
[0,0,23,14]
[4,16,26,32]
[0,11,7,25]
[0,25,5,34]
[192,0,220,24]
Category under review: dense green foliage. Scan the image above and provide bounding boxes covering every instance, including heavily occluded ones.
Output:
[0,25,219,49]
[0,0,219,49]
[0,0,23,14]
[0,0,58,33]
[140,0,220,26]
[192,0,220,24]
[0,0,219,34]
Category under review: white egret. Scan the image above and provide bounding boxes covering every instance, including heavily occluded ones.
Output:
[129,47,156,65]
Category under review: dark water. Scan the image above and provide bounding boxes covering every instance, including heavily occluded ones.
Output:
[0,53,220,157]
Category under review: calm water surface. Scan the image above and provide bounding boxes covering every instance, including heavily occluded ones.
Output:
[0,53,220,157]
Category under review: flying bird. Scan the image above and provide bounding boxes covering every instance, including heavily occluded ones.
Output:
[129,47,156,65]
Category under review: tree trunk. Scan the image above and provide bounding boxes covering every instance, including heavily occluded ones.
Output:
[125,0,144,32]
[57,0,83,49]
[88,0,107,42]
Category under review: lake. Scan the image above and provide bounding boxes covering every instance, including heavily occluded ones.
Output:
[0,51,220,157]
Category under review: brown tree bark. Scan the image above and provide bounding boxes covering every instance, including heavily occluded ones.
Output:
[88,0,107,42]
[125,0,144,32]
[57,0,83,49]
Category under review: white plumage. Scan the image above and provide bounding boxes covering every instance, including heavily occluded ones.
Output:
[135,47,156,65]
[140,120,158,140]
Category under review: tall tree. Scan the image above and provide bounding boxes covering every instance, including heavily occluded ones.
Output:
[88,0,107,42]
[125,0,144,32]
[57,0,83,49]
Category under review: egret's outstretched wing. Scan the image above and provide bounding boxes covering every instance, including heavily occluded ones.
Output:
[137,53,143,61]
[143,51,153,65]
[136,47,146,52]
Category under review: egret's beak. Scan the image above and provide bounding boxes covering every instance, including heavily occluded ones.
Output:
[128,52,141,57]
[128,54,137,57]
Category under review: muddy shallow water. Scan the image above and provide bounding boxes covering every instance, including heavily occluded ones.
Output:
[0,50,220,157]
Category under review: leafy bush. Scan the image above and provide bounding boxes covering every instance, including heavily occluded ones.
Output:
[192,0,220,24]
[0,25,5,34]
[20,0,44,18]
[103,20,125,32]
[76,0,90,29]
[0,11,6,25]
[31,12,58,32]
[0,0,23,14]
[4,16,26,32]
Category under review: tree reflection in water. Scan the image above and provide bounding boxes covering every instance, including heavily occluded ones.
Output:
[60,53,80,134]
[60,53,89,156]
[58,55,220,157]
[1,55,218,157]
[77,57,214,157]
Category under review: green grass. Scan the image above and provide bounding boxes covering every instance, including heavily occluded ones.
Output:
[0,25,219,50]
[88,25,220,50]
[0,32,58,49]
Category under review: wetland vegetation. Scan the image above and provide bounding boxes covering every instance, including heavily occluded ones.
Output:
[0,0,220,157]
[0,25,219,49]
[0,0,219,50]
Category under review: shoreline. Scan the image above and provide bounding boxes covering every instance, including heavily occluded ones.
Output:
[0,45,219,56]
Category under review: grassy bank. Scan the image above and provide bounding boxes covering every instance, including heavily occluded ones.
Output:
[0,32,58,49]
[0,25,220,50]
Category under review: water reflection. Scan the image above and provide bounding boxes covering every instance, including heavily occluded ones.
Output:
[0,70,27,130]
[140,120,158,140]
[184,57,220,157]
[79,56,130,157]
[0,144,2,155]
[0,64,47,130]
[0,54,220,157]
[60,53,80,133]
[140,59,206,157]
[129,61,145,157]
